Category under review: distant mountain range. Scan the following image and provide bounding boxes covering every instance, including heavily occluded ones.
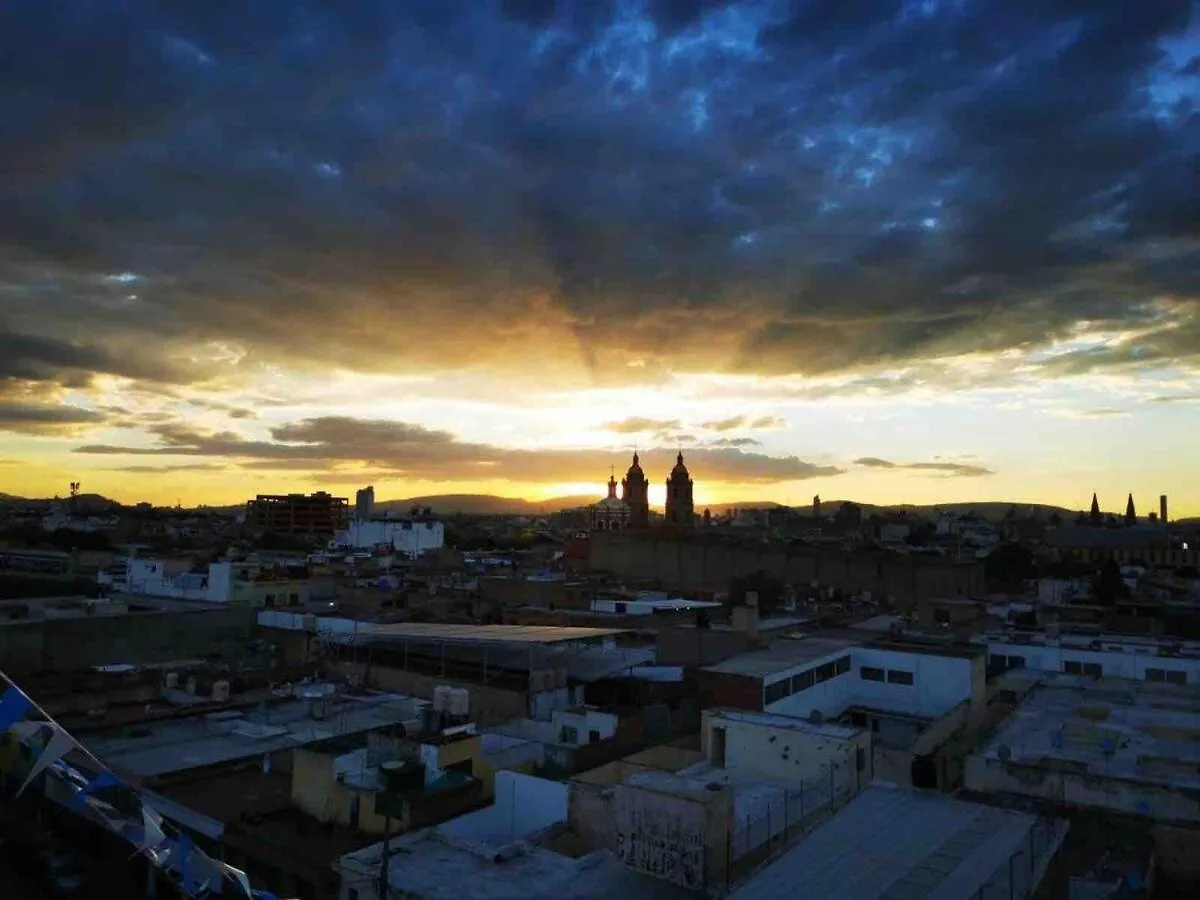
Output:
[2,490,1193,524]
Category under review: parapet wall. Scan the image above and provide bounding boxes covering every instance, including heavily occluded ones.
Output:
[590,534,985,608]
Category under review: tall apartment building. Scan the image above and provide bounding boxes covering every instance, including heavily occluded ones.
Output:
[355,485,376,522]
[246,492,350,535]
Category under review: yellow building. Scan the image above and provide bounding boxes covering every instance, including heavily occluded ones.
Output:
[290,729,488,836]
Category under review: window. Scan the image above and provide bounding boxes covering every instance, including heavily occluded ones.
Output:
[614,602,626,614]
[1082,662,1102,677]
[815,661,836,683]
[1146,667,1166,683]
[1007,655,1026,670]
[1063,660,1083,675]
[288,592,299,606]
[860,666,885,682]
[561,726,579,744]
[264,594,275,608]
[836,655,852,675]
[348,888,359,900]
[1166,669,1187,685]
[887,670,914,686]
[934,609,951,625]
[589,730,601,743]
[764,679,790,705]
[791,669,815,693]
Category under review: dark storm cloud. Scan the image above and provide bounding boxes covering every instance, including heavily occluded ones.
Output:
[855,456,994,477]
[1,0,1198,388]
[73,415,842,483]
[0,402,105,434]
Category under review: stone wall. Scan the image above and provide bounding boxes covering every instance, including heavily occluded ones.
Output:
[590,534,985,608]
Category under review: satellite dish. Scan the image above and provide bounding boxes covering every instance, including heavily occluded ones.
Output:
[997,744,1012,762]
[808,710,824,725]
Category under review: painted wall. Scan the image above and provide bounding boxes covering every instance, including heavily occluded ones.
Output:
[291,748,406,835]
[437,771,567,847]
[613,782,730,890]
[701,710,870,785]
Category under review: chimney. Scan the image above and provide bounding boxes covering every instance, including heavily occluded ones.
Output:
[1160,494,1168,525]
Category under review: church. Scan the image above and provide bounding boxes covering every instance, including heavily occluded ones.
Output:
[591,451,695,531]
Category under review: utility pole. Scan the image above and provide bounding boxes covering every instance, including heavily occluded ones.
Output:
[378,816,392,899]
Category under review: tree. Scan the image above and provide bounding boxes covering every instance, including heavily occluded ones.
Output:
[985,543,1036,592]
[1092,558,1129,605]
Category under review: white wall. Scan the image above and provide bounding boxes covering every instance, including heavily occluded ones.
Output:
[333,519,445,558]
[762,647,972,721]
[987,639,1197,684]
[705,712,865,783]
[437,771,567,847]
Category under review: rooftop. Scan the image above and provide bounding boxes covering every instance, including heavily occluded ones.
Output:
[974,675,1200,791]
[259,614,630,647]
[337,831,698,900]
[729,784,1063,900]
[982,630,1200,660]
[701,637,859,678]
[83,689,420,778]
[706,707,863,741]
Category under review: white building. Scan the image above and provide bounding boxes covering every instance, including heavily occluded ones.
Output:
[101,557,311,607]
[332,517,444,558]
[981,630,1199,685]
[591,593,722,616]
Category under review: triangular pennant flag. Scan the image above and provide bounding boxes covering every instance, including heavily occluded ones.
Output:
[16,721,78,797]
[0,685,32,733]
[138,801,167,856]
[221,862,254,899]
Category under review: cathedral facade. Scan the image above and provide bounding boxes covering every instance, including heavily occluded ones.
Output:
[589,451,694,532]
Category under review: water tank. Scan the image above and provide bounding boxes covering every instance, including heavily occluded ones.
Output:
[164,672,179,689]
[211,680,231,702]
[449,688,469,718]
[184,676,197,695]
[433,685,453,712]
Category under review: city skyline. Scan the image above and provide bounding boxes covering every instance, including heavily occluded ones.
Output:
[1,3,1198,514]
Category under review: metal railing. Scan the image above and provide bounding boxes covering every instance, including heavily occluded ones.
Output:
[969,816,1069,900]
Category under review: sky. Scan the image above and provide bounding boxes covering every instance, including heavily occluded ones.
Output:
[1,0,1198,514]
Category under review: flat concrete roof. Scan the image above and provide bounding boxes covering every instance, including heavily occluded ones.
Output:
[706,707,863,741]
[729,784,1061,900]
[337,832,696,900]
[974,675,1200,790]
[701,637,859,678]
[84,690,420,778]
